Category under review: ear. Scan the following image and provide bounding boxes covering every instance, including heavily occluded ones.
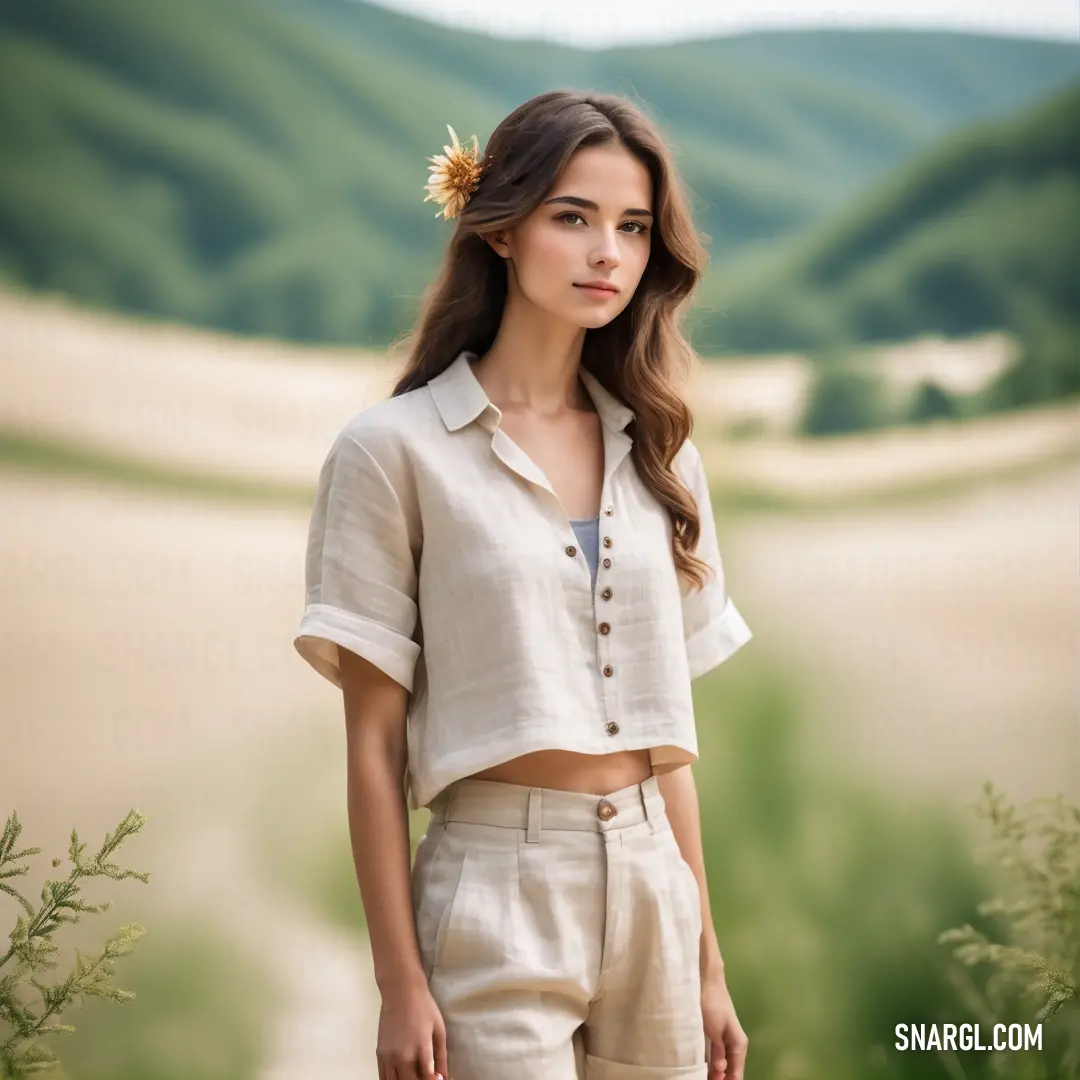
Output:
[483,229,512,260]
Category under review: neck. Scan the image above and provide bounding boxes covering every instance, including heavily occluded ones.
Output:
[472,288,591,420]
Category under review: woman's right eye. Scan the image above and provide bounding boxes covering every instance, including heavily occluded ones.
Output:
[556,212,584,226]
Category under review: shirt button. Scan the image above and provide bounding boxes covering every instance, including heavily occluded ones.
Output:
[565,544,577,557]
[597,799,617,820]
[602,536,613,548]
[601,587,613,601]
[605,720,620,735]
[602,664,614,677]
[598,622,611,635]
[602,557,612,569]
[604,505,613,516]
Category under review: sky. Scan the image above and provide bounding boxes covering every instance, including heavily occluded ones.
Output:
[365,0,1080,48]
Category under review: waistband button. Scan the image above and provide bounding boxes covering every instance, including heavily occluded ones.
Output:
[597,799,617,820]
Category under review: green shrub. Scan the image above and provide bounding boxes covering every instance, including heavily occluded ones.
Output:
[982,322,1080,412]
[798,351,892,436]
[907,379,963,424]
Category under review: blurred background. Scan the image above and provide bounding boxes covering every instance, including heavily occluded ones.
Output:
[1,1,1078,1077]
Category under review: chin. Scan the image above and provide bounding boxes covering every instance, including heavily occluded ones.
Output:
[564,307,621,330]
[533,293,624,330]
[566,311,603,327]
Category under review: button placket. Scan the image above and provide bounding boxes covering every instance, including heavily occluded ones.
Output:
[594,501,619,737]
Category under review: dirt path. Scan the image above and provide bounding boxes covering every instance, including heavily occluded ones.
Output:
[700,402,1080,502]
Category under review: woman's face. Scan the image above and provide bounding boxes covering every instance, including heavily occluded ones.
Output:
[488,142,654,330]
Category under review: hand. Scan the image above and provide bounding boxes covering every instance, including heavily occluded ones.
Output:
[376,975,451,1080]
[701,973,749,1080]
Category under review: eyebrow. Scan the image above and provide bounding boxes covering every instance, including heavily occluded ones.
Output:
[544,195,654,219]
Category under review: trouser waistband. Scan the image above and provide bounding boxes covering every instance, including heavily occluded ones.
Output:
[429,774,667,842]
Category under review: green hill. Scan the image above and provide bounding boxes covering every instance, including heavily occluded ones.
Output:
[0,0,1077,348]
[700,80,1080,353]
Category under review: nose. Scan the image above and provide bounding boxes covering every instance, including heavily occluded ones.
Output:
[590,227,622,267]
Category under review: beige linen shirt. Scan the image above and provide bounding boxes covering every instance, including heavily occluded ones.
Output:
[294,350,752,810]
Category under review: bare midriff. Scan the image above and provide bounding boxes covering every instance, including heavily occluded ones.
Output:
[466,747,653,795]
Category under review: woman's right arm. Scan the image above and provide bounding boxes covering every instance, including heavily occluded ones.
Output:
[341,644,423,990]
[340,645,448,1080]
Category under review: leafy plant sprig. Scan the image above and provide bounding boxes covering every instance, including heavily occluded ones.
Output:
[0,809,149,1078]
[938,781,1080,1078]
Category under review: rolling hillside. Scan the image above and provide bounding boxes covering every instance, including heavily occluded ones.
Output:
[700,80,1080,353]
[0,0,1077,349]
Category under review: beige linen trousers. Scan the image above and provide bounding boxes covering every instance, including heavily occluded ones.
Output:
[411,774,709,1079]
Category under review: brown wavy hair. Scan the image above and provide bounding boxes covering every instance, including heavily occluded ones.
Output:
[388,90,712,591]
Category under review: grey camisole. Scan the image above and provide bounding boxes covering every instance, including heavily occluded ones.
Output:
[569,516,600,588]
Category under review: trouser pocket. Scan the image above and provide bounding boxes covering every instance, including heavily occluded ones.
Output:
[413,821,521,982]
[412,823,462,980]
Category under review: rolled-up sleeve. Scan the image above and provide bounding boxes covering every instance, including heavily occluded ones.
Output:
[294,430,420,692]
[677,439,753,681]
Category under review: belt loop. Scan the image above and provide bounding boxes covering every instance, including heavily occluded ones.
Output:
[526,788,541,843]
[642,774,663,834]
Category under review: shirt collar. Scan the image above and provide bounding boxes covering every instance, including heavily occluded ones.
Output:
[428,350,635,434]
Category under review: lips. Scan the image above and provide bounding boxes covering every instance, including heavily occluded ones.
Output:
[574,283,619,294]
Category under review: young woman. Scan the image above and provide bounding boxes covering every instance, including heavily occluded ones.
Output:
[294,90,753,1080]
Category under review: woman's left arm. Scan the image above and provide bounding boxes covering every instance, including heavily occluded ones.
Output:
[659,764,750,1080]
[656,764,725,981]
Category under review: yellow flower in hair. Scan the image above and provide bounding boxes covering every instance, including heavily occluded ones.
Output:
[423,124,484,220]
